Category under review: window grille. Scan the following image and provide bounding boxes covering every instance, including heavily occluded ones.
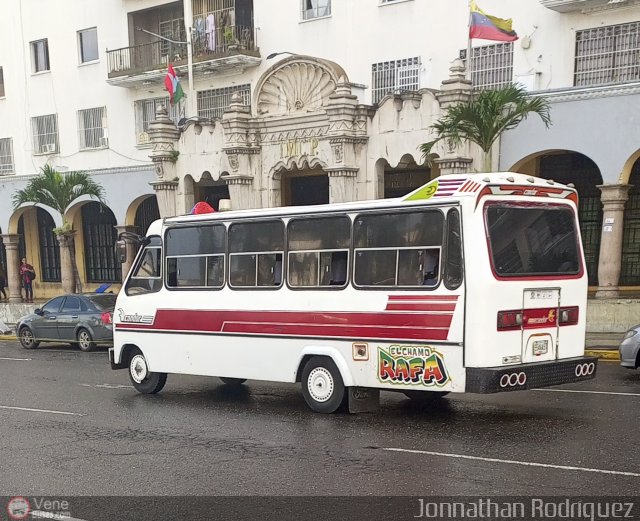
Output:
[77,107,107,150]
[0,138,14,174]
[17,217,26,264]
[0,234,6,279]
[31,39,50,73]
[31,114,59,155]
[37,208,61,282]
[0,66,4,97]
[371,57,420,104]
[301,0,331,20]
[134,97,181,145]
[460,42,513,90]
[159,18,185,59]
[82,202,120,283]
[197,84,251,120]
[621,162,640,285]
[575,22,640,87]
[78,28,99,63]
[134,197,160,236]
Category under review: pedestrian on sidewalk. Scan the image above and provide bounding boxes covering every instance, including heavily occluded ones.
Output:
[20,258,35,303]
[0,264,7,301]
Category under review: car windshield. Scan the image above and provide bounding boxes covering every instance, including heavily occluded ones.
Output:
[86,294,117,311]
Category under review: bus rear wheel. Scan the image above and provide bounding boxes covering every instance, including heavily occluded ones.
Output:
[128,349,167,394]
[301,356,345,414]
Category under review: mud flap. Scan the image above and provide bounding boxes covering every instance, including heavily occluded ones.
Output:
[348,387,380,413]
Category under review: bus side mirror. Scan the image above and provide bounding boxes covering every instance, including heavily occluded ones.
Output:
[115,240,127,264]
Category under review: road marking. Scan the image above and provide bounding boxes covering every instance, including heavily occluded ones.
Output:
[535,388,640,397]
[381,447,640,477]
[0,405,84,416]
[0,356,31,361]
[31,510,90,521]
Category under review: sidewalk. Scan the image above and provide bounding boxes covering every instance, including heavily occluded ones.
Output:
[585,332,624,360]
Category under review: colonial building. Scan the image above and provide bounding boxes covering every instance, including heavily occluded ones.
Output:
[1,0,639,301]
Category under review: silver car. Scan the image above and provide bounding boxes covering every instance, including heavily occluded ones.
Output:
[619,325,640,369]
[17,294,116,352]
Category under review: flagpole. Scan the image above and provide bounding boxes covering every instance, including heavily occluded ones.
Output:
[466,0,473,83]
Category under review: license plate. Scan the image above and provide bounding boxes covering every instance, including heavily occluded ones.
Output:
[533,340,548,355]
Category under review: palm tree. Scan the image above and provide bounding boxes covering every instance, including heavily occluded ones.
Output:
[12,165,107,294]
[420,84,552,172]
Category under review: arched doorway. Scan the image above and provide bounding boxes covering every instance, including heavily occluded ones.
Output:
[194,172,230,211]
[134,196,160,236]
[0,228,6,277]
[621,158,640,286]
[36,208,61,282]
[81,202,120,283]
[282,165,329,206]
[534,152,603,286]
[382,155,436,198]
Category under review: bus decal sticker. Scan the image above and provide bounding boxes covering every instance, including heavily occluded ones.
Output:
[378,345,449,386]
[116,308,155,325]
[403,181,439,201]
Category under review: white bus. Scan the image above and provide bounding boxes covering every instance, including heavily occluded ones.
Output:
[111,172,597,413]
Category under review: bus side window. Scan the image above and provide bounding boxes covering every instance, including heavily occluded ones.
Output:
[444,209,463,290]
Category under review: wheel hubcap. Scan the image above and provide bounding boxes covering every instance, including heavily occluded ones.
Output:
[22,331,33,345]
[130,354,148,383]
[307,367,334,403]
[79,332,89,347]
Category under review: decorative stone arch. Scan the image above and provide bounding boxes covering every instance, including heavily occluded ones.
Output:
[376,153,438,199]
[125,194,158,227]
[269,156,329,179]
[254,55,350,116]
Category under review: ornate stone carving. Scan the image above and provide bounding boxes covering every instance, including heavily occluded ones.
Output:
[228,154,239,172]
[257,62,338,115]
[331,142,344,164]
[155,162,165,179]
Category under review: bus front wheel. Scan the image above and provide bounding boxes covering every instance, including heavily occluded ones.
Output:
[301,356,345,414]
[128,349,167,394]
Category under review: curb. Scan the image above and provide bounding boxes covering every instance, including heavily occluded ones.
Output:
[585,349,620,361]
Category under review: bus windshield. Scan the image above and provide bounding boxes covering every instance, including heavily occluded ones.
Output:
[485,204,581,277]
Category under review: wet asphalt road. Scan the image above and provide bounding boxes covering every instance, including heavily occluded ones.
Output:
[0,338,639,498]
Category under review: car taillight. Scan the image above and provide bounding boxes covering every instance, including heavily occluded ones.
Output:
[559,306,579,326]
[101,312,112,325]
[497,310,523,331]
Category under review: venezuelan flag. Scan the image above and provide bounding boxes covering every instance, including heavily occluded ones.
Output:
[469,1,518,42]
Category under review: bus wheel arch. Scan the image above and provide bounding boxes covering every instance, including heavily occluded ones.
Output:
[295,348,355,387]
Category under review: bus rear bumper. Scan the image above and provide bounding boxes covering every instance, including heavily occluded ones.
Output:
[465,356,597,393]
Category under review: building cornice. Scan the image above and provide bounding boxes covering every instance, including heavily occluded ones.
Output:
[533,82,640,103]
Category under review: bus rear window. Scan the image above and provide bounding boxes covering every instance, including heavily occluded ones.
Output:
[485,205,581,277]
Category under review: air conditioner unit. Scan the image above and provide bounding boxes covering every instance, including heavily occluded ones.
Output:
[41,143,56,154]
[99,136,109,147]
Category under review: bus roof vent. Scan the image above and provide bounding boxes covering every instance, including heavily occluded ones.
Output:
[567,183,575,188]
[527,177,535,183]
[547,179,555,185]
[482,177,490,182]
[506,176,515,182]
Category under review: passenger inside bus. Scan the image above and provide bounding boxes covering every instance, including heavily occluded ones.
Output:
[422,249,439,286]
[329,251,348,286]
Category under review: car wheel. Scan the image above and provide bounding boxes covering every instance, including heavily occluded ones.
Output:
[128,348,167,394]
[76,328,96,352]
[301,356,345,414]
[19,327,39,349]
[403,390,449,404]
[219,377,247,386]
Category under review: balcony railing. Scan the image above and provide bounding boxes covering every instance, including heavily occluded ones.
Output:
[107,25,257,78]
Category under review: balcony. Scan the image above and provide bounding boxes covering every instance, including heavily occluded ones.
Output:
[540,0,639,13]
[106,0,260,87]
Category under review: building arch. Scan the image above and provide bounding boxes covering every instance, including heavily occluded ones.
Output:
[620,155,640,286]
[254,55,349,116]
[620,149,640,185]
[510,150,603,286]
[7,203,62,235]
[376,153,438,199]
[80,202,121,284]
[125,194,159,228]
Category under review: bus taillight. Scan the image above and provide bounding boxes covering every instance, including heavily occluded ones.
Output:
[497,310,523,331]
[559,306,579,326]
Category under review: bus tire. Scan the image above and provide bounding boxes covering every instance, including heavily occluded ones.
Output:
[301,356,345,414]
[403,390,449,404]
[128,349,167,394]
[219,377,247,386]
